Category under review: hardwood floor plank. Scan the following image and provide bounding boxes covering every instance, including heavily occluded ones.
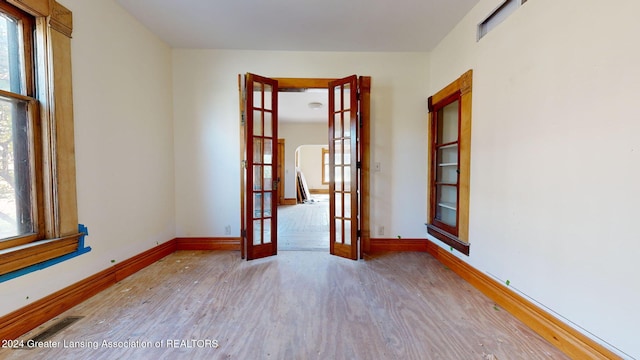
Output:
[278,194,329,251]
[0,251,568,359]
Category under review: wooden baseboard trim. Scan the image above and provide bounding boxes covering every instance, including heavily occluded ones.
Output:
[424,239,620,360]
[309,189,329,194]
[175,237,241,251]
[369,238,431,253]
[281,198,297,205]
[0,239,178,341]
[113,240,177,282]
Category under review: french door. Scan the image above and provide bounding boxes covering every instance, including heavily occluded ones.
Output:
[241,74,366,261]
[328,75,360,260]
[242,73,278,260]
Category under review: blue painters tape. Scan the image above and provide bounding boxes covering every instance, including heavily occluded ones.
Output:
[0,224,92,284]
[78,223,89,248]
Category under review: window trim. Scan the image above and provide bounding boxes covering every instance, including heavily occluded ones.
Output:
[321,147,329,185]
[427,70,472,256]
[0,0,84,279]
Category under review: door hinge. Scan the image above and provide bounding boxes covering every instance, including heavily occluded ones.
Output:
[241,160,247,169]
[241,112,245,126]
[357,229,362,237]
[241,229,247,238]
[356,161,362,169]
[356,91,360,101]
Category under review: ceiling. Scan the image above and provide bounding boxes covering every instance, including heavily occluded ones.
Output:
[115,0,480,52]
[278,90,329,123]
[115,0,481,122]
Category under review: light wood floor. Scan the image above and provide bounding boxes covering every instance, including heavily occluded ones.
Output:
[1,251,568,360]
[278,194,329,251]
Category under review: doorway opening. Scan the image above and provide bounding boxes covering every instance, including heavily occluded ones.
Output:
[278,144,330,251]
[240,76,371,260]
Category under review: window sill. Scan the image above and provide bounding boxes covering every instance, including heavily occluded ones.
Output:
[0,227,91,281]
[426,224,470,256]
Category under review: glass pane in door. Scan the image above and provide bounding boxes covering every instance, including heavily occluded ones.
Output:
[264,166,273,191]
[263,220,271,244]
[253,193,262,218]
[253,138,263,162]
[253,219,262,245]
[344,220,351,245]
[253,109,263,136]
[343,111,351,137]
[334,113,342,138]
[344,195,351,218]
[263,84,272,111]
[264,192,272,217]
[264,139,273,163]
[335,219,342,244]
[253,165,262,190]
[264,111,273,137]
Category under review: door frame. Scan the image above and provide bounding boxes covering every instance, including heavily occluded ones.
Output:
[239,77,371,257]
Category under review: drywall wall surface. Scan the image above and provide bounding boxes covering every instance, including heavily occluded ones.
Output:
[297,145,327,192]
[0,0,175,316]
[278,125,327,198]
[429,0,640,357]
[172,50,430,238]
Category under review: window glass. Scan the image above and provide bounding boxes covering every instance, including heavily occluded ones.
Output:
[0,96,33,239]
[0,12,25,94]
[437,100,459,144]
[0,8,34,241]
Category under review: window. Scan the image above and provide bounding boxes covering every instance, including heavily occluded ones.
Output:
[430,96,460,236]
[0,0,39,249]
[322,148,329,184]
[0,0,81,279]
[427,70,472,255]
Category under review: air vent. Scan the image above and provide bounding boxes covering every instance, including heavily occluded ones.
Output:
[23,316,84,349]
[478,0,528,40]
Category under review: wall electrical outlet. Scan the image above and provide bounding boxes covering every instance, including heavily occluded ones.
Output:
[225,225,231,235]
[378,226,384,236]
[374,162,381,172]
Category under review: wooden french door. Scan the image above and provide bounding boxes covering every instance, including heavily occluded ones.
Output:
[328,75,360,260]
[242,73,278,260]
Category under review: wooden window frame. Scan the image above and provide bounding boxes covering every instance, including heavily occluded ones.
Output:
[429,92,461,237]
[0,1,40,249]
[0,0,81,277]
[321,147,329,185]
[427,70,472,256]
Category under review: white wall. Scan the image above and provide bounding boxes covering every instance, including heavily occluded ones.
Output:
[172,50,430,239]
[429,0,640,358]
[279,123,327,199]
[298,145,327,192]
[0,0,175,316]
